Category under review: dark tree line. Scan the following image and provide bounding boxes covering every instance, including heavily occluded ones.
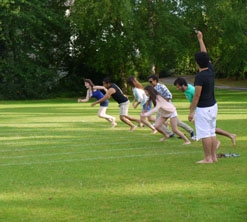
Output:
[0,0,246,99]
[0,0,71,99]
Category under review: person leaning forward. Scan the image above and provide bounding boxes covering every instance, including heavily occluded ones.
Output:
[91,77,141,131]
[148,74,195,140]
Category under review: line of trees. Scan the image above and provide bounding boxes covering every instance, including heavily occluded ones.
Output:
[0,0,246,99]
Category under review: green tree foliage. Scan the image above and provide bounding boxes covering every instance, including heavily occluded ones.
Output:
[68,0,138,90]
[211,0,247,79]
[69,0,247,82]
[69,1,190,79]
[0,0,246,99]
[177,0,247,79]
[132,0,195,76]
[0,0,71,99]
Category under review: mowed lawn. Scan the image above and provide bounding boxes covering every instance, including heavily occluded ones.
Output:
[0,87,247,222]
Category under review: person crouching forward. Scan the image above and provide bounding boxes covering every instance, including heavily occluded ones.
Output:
[91,77,142,131]
[141,85,191,145]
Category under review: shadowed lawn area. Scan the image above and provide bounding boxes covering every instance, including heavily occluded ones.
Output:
[0,88,247,221]
[215,78,247,87]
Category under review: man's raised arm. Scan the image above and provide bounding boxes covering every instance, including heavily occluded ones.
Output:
[197,31,207,53]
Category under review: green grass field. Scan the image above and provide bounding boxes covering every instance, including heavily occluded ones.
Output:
[1,87,247,221]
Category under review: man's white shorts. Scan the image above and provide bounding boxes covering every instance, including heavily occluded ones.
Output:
[195,103,218,140]
[119,100,130,116]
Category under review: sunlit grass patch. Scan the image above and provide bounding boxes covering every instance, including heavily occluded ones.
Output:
[0,89,247,221]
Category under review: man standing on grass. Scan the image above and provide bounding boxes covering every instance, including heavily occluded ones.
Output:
[174,77,236,147]
[188,30,218,164]
[91,77,141,131]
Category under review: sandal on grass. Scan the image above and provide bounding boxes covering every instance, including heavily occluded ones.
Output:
[225,153,241,157]
[217,153,226,158]
[218,153,240,158]
[231,153,240,157]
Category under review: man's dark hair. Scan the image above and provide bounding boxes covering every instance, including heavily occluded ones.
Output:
[173,77,188,87]
[194,52,210,68]
[102,77,111,83]
[147,74,159,82]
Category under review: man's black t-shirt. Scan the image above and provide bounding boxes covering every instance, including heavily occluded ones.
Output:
[110,83,128,104]
[194,63,216,107]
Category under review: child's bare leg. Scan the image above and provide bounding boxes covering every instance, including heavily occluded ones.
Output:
[147,115,156,123]
[230,134,236,146]
[98,107,116,126]
[154,127,168,141]
[140,115,157,133]
[216,140,221,149]
[125,115,142,127]
[170,117,191,145]
[120,115,136,131]
[155,117,169,141]
[216,128,236,146]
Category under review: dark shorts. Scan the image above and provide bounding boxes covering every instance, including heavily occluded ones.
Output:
[100,100,109,107]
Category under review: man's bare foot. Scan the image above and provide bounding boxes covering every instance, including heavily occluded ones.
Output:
[216,140,221,150]
[183,141,191,145]
[111,122,117,128]
[129,125,137,132]
[196,159,214,164]
[159,137,167,142]
[152,129,157,134]
[230,134,236,146]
